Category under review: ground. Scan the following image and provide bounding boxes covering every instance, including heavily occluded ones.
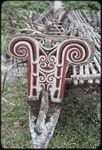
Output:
[1,77,101,149]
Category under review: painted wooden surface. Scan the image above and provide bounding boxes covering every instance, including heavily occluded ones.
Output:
[8,36,92,103]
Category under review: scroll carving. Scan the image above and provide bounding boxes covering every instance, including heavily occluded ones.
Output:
[8,36,92,102]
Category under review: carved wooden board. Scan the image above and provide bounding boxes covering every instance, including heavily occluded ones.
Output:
[8,36,92,102]
[8,35,93,148]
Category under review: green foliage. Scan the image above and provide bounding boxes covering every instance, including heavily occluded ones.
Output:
[48,85,100,149]
[1,1,101,53]
[1,81,100,148]
[1,1,101,34]
[96,103,101,121]
[64,1,101,13]
[1,78,31,148]
[1,1,51,54]
[1,33,9,54]
[1,1,51,34]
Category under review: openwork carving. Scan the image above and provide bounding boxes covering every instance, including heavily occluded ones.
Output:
[8,36,92,103]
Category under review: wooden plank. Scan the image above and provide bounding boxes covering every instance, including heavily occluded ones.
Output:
[29,103,61,148]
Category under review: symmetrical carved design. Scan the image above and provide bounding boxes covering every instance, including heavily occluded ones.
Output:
[8,36,92,102]
[6,6,100,148]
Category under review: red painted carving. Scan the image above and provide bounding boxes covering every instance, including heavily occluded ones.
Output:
[8,36,92,102]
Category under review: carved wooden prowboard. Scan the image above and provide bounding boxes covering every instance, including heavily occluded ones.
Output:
[8,35,92,148]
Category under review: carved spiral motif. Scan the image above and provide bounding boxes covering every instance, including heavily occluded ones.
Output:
[48,55,56,63]
[39,55,47,62]
[47,74,54,83]
[57,39,92,65]
[13,42,29,59]
[39,71,46,83]
[8,36,93,100]
[8,36,38,60]
[66,45,85,63]
[48,63,55,69]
